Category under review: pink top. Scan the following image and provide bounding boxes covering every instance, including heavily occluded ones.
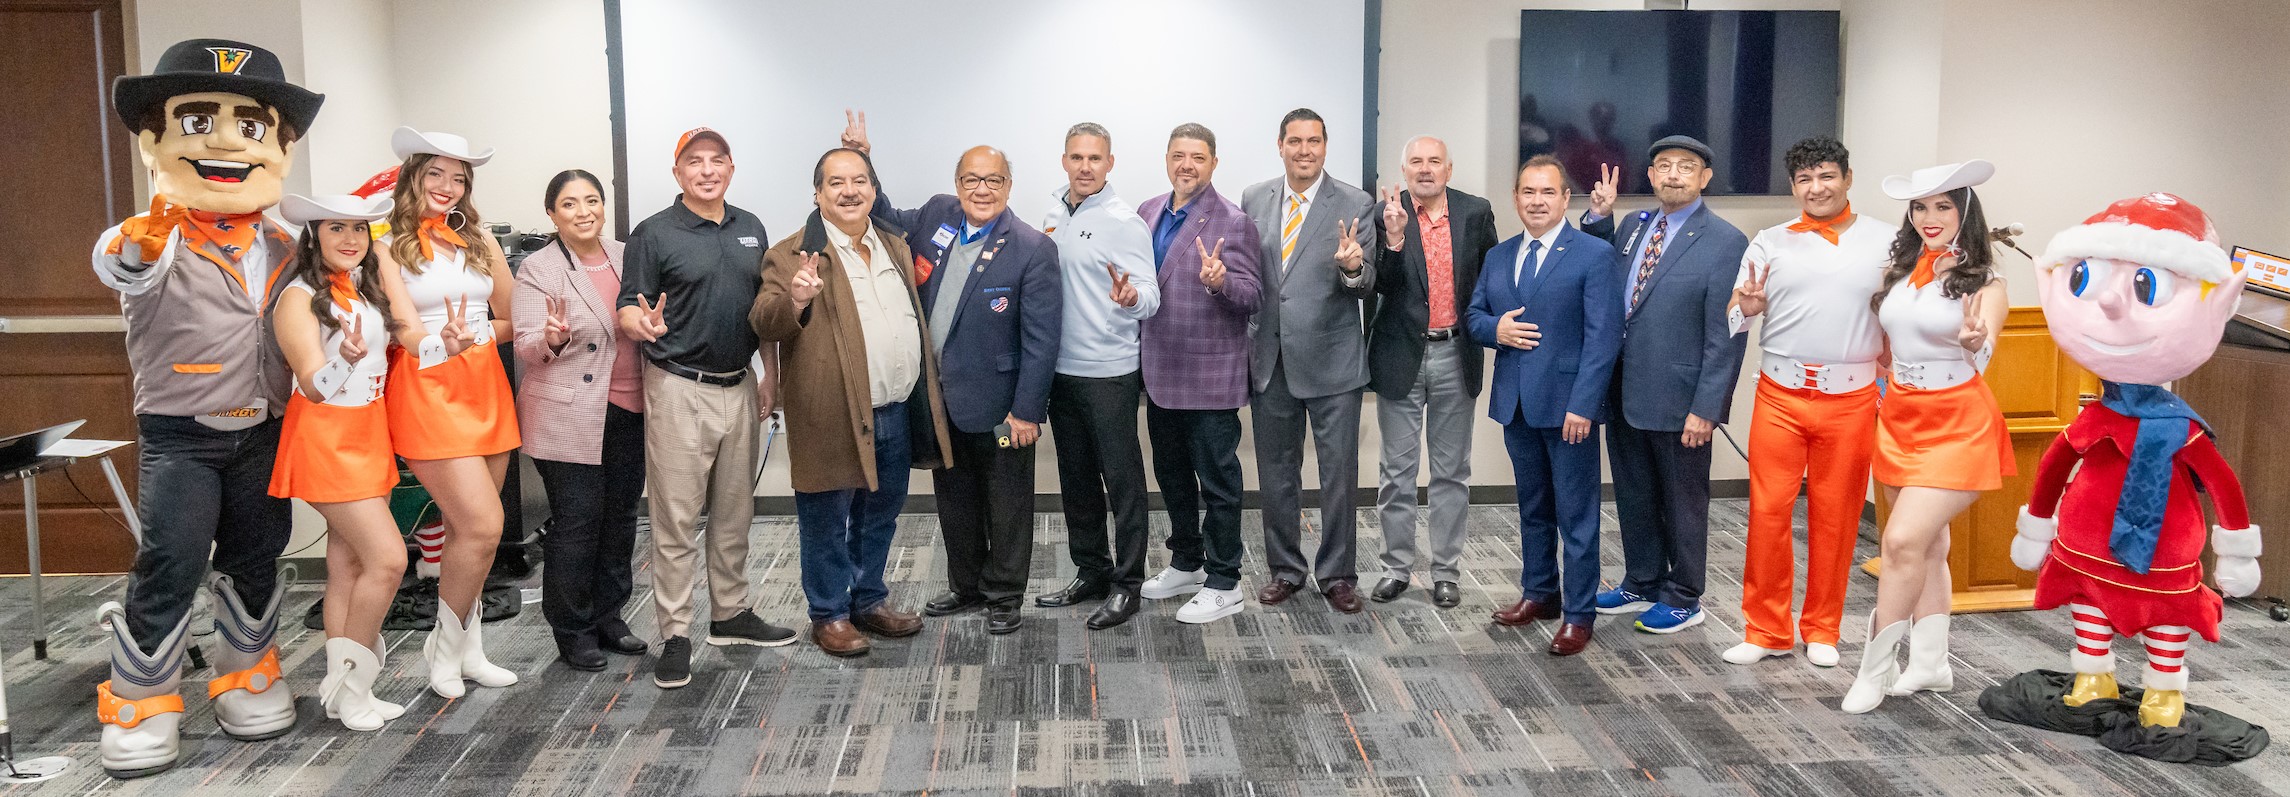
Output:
[579,250,644,412]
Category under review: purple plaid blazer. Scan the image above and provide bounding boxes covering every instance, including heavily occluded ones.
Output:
[1136,184,1262,410]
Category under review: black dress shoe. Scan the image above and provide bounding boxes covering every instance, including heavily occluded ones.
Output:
[1085,591,1140,630]
[597,623,649,656]
[986,602,1023,635]
[1035,577,1111,608]
[1369,577,1408,603]
[925,591,987,617]
[559,643,607,672]
[1432,581,1461,608]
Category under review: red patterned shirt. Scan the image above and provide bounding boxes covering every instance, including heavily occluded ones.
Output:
[1419,203,1456,329]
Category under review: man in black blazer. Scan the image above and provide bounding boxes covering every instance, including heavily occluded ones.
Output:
[1579,135,1749,635]
[1366,136,1498,608]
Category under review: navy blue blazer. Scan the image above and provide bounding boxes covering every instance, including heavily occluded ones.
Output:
[1466,225,1622,429]
[1583,205,1750,431]
[877,195,1063,434]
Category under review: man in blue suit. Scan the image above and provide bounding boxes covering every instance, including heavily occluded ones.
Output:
[1468,155,1621,657]
[849,116,1063,635]
[1579,135,1750,634]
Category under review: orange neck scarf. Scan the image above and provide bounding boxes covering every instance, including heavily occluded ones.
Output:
[1786,203,1851,245]
[416,214,467,262]
[182,208,262,265]
[1910,246,1947,289]
[327,270,359,313]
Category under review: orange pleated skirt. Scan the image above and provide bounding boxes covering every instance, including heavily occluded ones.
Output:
[1872,375,2015,491]
[386,343,521,460]
[269,394,401,503]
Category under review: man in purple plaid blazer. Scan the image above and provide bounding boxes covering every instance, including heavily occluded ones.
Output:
[1133,123,1264,625]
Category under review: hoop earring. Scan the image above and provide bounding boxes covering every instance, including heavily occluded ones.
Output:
[445,208,468,231]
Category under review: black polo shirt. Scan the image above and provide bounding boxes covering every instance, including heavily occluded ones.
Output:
[618,196,768,374]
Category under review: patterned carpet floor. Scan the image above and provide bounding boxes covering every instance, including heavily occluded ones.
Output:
[1,498,2286,795]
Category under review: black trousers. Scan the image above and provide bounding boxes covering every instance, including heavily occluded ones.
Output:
[1608,420,1714,609]
[935,429,1037,605]
[1145,401,1246,590]
[534,404,646,652]
[1049,372,1151,591]
[123,415,292,651]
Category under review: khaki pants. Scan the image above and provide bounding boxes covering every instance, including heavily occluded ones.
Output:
[642,363,757,639]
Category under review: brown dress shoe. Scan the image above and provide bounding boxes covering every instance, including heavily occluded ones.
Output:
[1324,581,1364,614]
[1257,579,1303,605]
[1491,597,1561,626]
[1548,622,1593,656]
[812,619,871,657]
[852,604,922,638]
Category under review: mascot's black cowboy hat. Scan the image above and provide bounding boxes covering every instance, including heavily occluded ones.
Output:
[113,39,323,134]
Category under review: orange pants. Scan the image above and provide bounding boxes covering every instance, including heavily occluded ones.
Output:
[1740,375,1877,649]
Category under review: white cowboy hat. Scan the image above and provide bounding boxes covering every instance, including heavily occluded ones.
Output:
[280,193,393,225]
[390,126,494,166]
[1881,159,1993,201]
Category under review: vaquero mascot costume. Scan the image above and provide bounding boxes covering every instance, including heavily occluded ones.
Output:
[88,39,322,779]
[1980,193,2269,764]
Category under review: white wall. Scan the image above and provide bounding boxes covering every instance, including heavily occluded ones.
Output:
[298,0,400,197]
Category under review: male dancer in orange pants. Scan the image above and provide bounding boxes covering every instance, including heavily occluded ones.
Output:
[1723,137,1891,667]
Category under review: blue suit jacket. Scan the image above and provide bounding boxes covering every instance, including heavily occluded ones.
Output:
[1467,225,1622,429]
[1583,205,1749,431]
[877,195,1063,434]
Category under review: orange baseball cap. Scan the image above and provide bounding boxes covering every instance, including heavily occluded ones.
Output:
[675,127,730,160]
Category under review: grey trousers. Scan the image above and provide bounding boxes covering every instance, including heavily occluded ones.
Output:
[1253,359,1363,587]
[1374,337,1475,583]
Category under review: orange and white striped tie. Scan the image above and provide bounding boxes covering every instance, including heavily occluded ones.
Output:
[1280,193,1304,267]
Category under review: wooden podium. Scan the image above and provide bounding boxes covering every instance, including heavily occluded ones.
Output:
[1867,306,2096,613]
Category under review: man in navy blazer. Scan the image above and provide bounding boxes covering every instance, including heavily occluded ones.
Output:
[1579,135,1750,635]
[1468,156,1622,656]
[853,120,1063,635]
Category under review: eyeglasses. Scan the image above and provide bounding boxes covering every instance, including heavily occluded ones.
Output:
[959,174,1010,191]
[1651,159,1704,175]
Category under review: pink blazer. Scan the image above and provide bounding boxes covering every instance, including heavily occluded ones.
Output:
[513,238,632,465]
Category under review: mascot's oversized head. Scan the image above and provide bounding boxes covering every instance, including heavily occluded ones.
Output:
[113,39,323,215]
[2037,193,2243,386]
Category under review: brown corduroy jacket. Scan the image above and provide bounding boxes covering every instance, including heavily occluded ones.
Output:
[752,210,953,493]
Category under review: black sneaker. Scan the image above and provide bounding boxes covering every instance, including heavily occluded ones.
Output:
[707,609,798,648]
[654,636,692,689]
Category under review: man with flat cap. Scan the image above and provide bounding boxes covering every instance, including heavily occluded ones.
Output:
[1579,135,1749,636]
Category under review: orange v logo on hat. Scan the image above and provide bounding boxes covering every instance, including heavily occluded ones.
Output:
[207,46,252,74]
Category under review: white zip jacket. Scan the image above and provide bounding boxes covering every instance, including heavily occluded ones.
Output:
[1040,184,1160,378]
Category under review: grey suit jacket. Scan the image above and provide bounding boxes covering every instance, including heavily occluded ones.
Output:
[1583,204,1750,432]
[1241,175,1378,399]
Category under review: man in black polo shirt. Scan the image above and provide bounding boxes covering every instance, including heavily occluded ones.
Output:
[618,127,796,689]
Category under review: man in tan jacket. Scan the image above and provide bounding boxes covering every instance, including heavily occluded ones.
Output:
[752,147,954,657]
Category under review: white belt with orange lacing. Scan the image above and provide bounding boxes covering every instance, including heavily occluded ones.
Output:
[1760,358,1877,395]
[1889,360,1978,391]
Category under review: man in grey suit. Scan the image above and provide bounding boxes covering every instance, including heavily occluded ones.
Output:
[1367,136,1499,609]
[1242,108,1379,613]
[1578,135,1750,635]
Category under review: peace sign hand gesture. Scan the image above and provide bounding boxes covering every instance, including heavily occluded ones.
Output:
[791,251,826,309]
[840,109,870,154]
[542,294,573,349]
[1589,163,1619,219]
[440,295,479,357]
[1733,260,1771,318]
[338,312,369,364]
[1958,289,1991,354]
[1380,186,1407,250]
[1195,237,1228,293]
[1334,218,1366,275]
[1107,263,1138,308]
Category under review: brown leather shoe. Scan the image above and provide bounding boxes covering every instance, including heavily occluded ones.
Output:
[1324,581,1364,614]
[1548,622,1593,656]
[852,604,922,638]
[1257,579,1303,605]
[812,619,871,657]
[1491,597,1561,626]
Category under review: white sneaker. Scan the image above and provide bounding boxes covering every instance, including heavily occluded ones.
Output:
[1175,587,1244,624]
[1141,566,1209,600]
[1721,642,1791,665]
[1807,643,1840,668]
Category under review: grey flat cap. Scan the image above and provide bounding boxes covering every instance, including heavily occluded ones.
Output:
[1647,135,1715,167]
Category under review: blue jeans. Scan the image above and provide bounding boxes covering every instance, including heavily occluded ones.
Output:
[124,415,292,651]
[793,402,911,623]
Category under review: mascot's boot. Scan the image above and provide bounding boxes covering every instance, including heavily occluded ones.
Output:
[424,598,519,698]
[321,637,405,721]
[2064,673,2120,707]
[321,638,390,731]
[2139,689,2187,728]
[96,601,189,779]
[206,573,295,740]
[1888,613,1954,695]
[1842,612,1910,714]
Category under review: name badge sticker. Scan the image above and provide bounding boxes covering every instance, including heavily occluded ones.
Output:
[931,224,957,249]
[738,236,759,247]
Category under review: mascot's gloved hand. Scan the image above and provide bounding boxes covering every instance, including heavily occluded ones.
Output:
[115,193,188,264]
[2012,506,2057,571]
[2212,524,2263,598]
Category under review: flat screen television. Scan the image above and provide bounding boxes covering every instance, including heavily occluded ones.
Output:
[1518,10,1840,196]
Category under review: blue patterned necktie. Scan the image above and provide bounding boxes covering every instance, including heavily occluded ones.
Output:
[2098,382,2209,574]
